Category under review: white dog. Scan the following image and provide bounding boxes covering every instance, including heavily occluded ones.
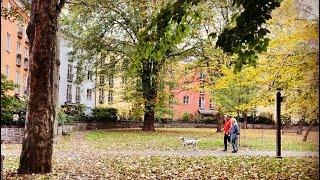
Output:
[179,137,199,150]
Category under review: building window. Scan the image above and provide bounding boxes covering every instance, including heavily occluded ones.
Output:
[66,84,72,102]
[200,71,205,80]
[209,99,214,109]
[75,86,81,103]
[15,71,20,94]
[6,33,11,52]
[86,89,92,99]
[108,90,113,104]
[67,64,73,82]
[99,89,104,103]
[24,57,28,70]
[16,54,21,66]
[16,43,22,66]
[17,42,21,54]
[109,76,114,88]
[169,95,174,108]
[198,97,204,109]
[122,76,127,85]
[5,65,10,77]
[200,82,205,94]
[23,75,27,94]
[24,48,28,58]
[100,76,105,85]
[87,70,93,80]
[183,96,189,104]
[17,25,23,38]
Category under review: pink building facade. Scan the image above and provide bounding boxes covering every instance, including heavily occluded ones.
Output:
[171,66,215,120]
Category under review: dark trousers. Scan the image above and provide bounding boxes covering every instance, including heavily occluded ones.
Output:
[224,134,230,150]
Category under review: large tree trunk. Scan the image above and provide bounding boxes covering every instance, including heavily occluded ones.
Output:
[302,121,315,142]
[143,104,155,131]
[141,60,158,131]
[243,112,248,129]
[297,119,304,134]
[18,0,64,174]
[216,112,223,133]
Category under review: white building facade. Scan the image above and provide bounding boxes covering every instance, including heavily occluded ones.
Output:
[58,37,96,115]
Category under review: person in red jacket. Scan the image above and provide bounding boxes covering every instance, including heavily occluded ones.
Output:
[222,115,232,151]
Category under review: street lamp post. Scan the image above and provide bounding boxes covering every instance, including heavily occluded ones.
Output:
[276,88,284,158]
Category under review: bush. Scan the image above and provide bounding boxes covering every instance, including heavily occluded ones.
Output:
[57,107,85,125]
[199,117,217,124]
[182,112,190,121]
[1,109,26,126]
[57,108,67,125]
[238,115,274,124]
[92,107,118,122]
[65,115,80,123]
[155,118,172,123]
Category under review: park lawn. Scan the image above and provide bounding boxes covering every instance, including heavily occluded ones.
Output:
[3,155,319,179]
[84,128,319,152]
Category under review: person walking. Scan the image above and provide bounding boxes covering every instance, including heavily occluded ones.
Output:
[230,118,240,153]
[222,115,232,151]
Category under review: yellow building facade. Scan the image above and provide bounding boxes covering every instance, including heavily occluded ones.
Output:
[95,56,133,119]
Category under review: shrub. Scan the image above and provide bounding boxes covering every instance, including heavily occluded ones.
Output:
[65,115,78,123]
[57,107,85,125]
[57,108,67,125]
[155,118,172,123]
[238,115,274,124]
[92,107,118,122]
[199,117,217,124]
[1,109,26,126]
[182,112,190,121]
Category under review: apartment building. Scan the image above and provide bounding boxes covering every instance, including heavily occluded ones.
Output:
[170,62,216,120]
[1,0,30,96]
[95,55,133,119]
[58,38,96,115]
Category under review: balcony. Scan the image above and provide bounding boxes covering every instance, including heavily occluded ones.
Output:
[17,31,23,38]
[16,54,21,66]
[24,58,28,70]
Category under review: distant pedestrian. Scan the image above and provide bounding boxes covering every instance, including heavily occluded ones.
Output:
[222,115,232,151]
[230,118,240,153]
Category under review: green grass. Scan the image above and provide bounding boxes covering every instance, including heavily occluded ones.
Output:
[84,128,319,151]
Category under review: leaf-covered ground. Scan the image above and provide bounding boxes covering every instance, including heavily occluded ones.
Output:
[2,128,319,179]
[3,155,319,179]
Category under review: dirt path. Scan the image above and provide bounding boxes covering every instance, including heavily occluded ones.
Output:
[2,146,318,158]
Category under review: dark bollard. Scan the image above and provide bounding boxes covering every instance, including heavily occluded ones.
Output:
[276,89,285,158]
